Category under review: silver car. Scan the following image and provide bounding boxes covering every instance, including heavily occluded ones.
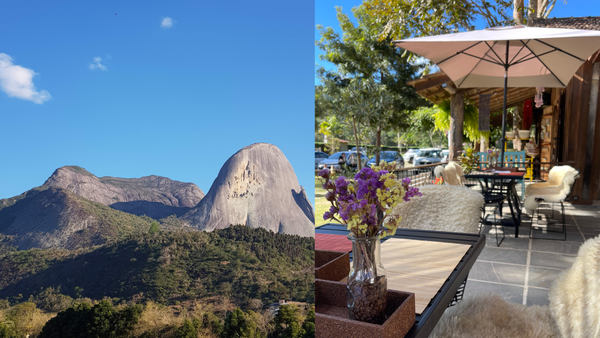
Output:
[413,148,443,166]
[317,151,369,170]
[403,148,420,164]
[315,151,329,169]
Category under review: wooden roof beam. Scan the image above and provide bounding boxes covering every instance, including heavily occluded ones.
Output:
[411,74,452,92]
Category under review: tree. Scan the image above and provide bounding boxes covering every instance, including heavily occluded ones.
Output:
[271,305,304,338]
[432,100,489,144]
[405,107,446,148]
[38,300,143,338]
[148,221,160,235]
[317,7,425,166]
[175,319,197,338]
[5,302,40,338]
[301,306,315,338]
[318,116,345,154]
[362,0,513,42]
[221,308,263,338]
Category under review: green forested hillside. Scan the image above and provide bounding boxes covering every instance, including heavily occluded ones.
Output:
[0,226,314,308]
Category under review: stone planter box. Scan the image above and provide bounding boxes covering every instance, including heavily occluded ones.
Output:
[315,250,350,282]
[315,280,415,338]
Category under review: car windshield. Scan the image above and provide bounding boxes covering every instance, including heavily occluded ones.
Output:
[328,152,346,159]
[418,150,441,158]
[406,149,418,153]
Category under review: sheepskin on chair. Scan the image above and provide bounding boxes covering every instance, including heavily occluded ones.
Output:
[523,166,579,215]
[429,293,561,338]
[550,235,600,338]
[435,162,464,186]
[391,185,483,233]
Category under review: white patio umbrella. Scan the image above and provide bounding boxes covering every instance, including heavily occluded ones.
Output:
[394,25,600,165]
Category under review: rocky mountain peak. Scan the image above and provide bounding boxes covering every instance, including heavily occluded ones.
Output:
[43,166,205,219]
[181,143,314,237]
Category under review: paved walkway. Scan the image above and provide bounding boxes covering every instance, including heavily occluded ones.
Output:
[467,203,599,306]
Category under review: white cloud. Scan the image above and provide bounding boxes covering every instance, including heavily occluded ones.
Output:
[0,53,51,104]
[89,56,107,71]
[161,17,173,28]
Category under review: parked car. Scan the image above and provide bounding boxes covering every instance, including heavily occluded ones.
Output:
[315,151,329,169]
[413,148,443,166]
[317,151,369,171]
[403,148,420,163]
[350,147,367,156]
[347,152,370,169]
[366,151,404,168]
[317,151,351,170]
[441,149,450,162]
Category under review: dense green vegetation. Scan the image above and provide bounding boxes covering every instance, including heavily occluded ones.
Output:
[0,226,314,308]
[0,296,313,338]
[0,226,314,337]
[38,300,143,338]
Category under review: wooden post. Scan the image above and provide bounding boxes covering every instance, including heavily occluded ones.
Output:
[480,135,488,152]
[585,62,600,200]
[449,92,465,160]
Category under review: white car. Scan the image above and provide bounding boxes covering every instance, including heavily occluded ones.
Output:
[441,150,450,162]
[413,148,443,166]
[403,149,420,163]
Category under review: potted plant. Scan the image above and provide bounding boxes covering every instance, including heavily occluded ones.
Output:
[317,166,421,324]
[459,143,479,174]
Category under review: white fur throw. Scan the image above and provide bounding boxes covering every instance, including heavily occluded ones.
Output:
[435,162,464,186]
[430,293,561,338]
[523,166,579,214]
[549,235,600,338]
[391,185,483,233]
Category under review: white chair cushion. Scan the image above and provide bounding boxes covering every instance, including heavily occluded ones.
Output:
[391,185,483,233]
[550,235,600,338]
[430,293,560,338]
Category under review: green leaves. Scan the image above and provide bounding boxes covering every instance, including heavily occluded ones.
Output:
[433,100,489,142]
[362,0,513,42]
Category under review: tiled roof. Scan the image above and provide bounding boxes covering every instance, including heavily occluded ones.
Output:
[531,16,600,30]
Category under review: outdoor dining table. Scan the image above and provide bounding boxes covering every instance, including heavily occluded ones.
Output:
[464,170,525,237]
[315,224,485,338]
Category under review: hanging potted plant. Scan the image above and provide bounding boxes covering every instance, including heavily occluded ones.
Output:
[318,166,421,324]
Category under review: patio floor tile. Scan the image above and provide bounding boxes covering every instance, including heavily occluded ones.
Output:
[530,239,582,255]
[526,287,550,307]
[478,247,528,265]
[469,261,526,285]
[464,280,523,305]
[529,251,576,270]
[528,267,563,289]
[485,236,529,250]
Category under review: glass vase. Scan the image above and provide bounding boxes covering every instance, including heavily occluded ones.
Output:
[347,233,388,324]
[489,156,497,168]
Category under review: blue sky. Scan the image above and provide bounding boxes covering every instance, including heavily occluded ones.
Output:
[316,0,600,83]
[0,1,315,203]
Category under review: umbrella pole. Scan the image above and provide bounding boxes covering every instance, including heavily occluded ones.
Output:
[500,42,509,167]
[500,68,508,167]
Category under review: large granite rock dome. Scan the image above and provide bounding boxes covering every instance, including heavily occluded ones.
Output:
[181,143,314,237]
